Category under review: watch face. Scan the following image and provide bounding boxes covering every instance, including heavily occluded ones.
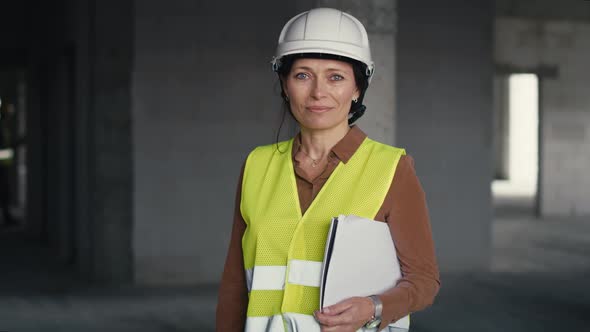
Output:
[366,319,381,329]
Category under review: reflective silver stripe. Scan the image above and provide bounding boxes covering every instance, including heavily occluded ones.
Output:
[246,268,253,292]
[246,260,321,292]
[390,315,410,330]
[245,263,409,331]
[247,313,409,332]
[287,259,322,287]
[387,327,409,332]
[245,314,286,332]
[245,266,287,291]
[283,312,320,332]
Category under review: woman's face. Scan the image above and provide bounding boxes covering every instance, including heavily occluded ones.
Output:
[282,58,359,131]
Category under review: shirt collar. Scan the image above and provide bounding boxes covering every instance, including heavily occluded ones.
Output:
[292,125,367,164]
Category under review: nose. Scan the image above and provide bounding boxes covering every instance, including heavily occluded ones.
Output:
[311,78,327,99]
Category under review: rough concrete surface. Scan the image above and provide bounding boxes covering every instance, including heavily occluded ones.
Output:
[1,213,589,331]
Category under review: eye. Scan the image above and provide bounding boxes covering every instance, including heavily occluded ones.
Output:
[295,72,309,80]
[330,74,345,81]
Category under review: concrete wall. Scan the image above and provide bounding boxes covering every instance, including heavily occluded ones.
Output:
[56,0,135,281]
[396,0,494,271]
[0,2,29,54]
[497,0,590,22]
[495,17,590,217]
[89,0,135,281]
[133,1,302,284]
[4,0,135,283]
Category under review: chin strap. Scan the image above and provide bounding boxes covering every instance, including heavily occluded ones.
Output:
[348,104,366,125]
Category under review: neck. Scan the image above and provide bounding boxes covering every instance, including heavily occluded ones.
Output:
[299,122,350,159]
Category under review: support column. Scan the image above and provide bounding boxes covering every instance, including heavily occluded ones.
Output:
[397,0,494,271]
[319,0,397,145]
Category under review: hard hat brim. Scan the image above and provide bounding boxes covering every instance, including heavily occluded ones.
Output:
[275,40,374,76]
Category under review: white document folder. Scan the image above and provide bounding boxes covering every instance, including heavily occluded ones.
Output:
[320,215,410,331]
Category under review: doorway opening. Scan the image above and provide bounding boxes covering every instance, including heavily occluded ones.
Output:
[492,73,539,217]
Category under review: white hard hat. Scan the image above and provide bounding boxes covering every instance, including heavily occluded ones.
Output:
[271,8,375,79]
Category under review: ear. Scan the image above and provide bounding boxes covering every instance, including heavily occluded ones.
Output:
[353,82,361,100]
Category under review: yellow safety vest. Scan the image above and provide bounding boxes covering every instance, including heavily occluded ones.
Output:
[241,137,406,332]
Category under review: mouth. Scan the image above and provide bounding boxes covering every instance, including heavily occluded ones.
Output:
[306,106,333,113]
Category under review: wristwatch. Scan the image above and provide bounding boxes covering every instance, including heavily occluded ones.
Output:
[364,295,383,329]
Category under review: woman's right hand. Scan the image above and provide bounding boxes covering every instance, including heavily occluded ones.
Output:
[314,296,375,332]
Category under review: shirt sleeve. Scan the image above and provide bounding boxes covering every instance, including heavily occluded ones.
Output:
[378,155,441,330]
[215,163,248,331]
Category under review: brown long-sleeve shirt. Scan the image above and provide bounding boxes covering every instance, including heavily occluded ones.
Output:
[216,126,440,331]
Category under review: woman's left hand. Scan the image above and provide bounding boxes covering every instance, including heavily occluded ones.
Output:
[314,296,375,332]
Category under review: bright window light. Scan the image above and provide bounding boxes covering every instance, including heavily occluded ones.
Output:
[492,73,539,198]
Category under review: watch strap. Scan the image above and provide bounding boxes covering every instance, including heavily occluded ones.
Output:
[368,295,383,319]
[364,295,383,328]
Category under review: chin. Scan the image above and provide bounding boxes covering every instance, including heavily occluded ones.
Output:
[299,118,348,131]
[293,109,349,131]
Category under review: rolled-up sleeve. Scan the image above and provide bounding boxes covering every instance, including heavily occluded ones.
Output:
[377,155,441,329]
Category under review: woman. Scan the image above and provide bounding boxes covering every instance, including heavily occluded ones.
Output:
[217,8,440,332]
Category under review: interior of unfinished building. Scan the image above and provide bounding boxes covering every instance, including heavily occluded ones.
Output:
[0,0,589,331]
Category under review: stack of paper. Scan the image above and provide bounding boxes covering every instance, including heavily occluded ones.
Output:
[320,215,410,331]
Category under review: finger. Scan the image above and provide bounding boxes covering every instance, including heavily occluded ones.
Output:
[315,309,353,326]
[321,298,354,315]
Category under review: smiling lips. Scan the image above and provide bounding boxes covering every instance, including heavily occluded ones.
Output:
[306,106,333,113]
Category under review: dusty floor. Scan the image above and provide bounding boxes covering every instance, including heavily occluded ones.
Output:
[1,214,589,331]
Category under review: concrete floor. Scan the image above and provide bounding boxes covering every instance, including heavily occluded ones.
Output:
[1,214,589,331]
